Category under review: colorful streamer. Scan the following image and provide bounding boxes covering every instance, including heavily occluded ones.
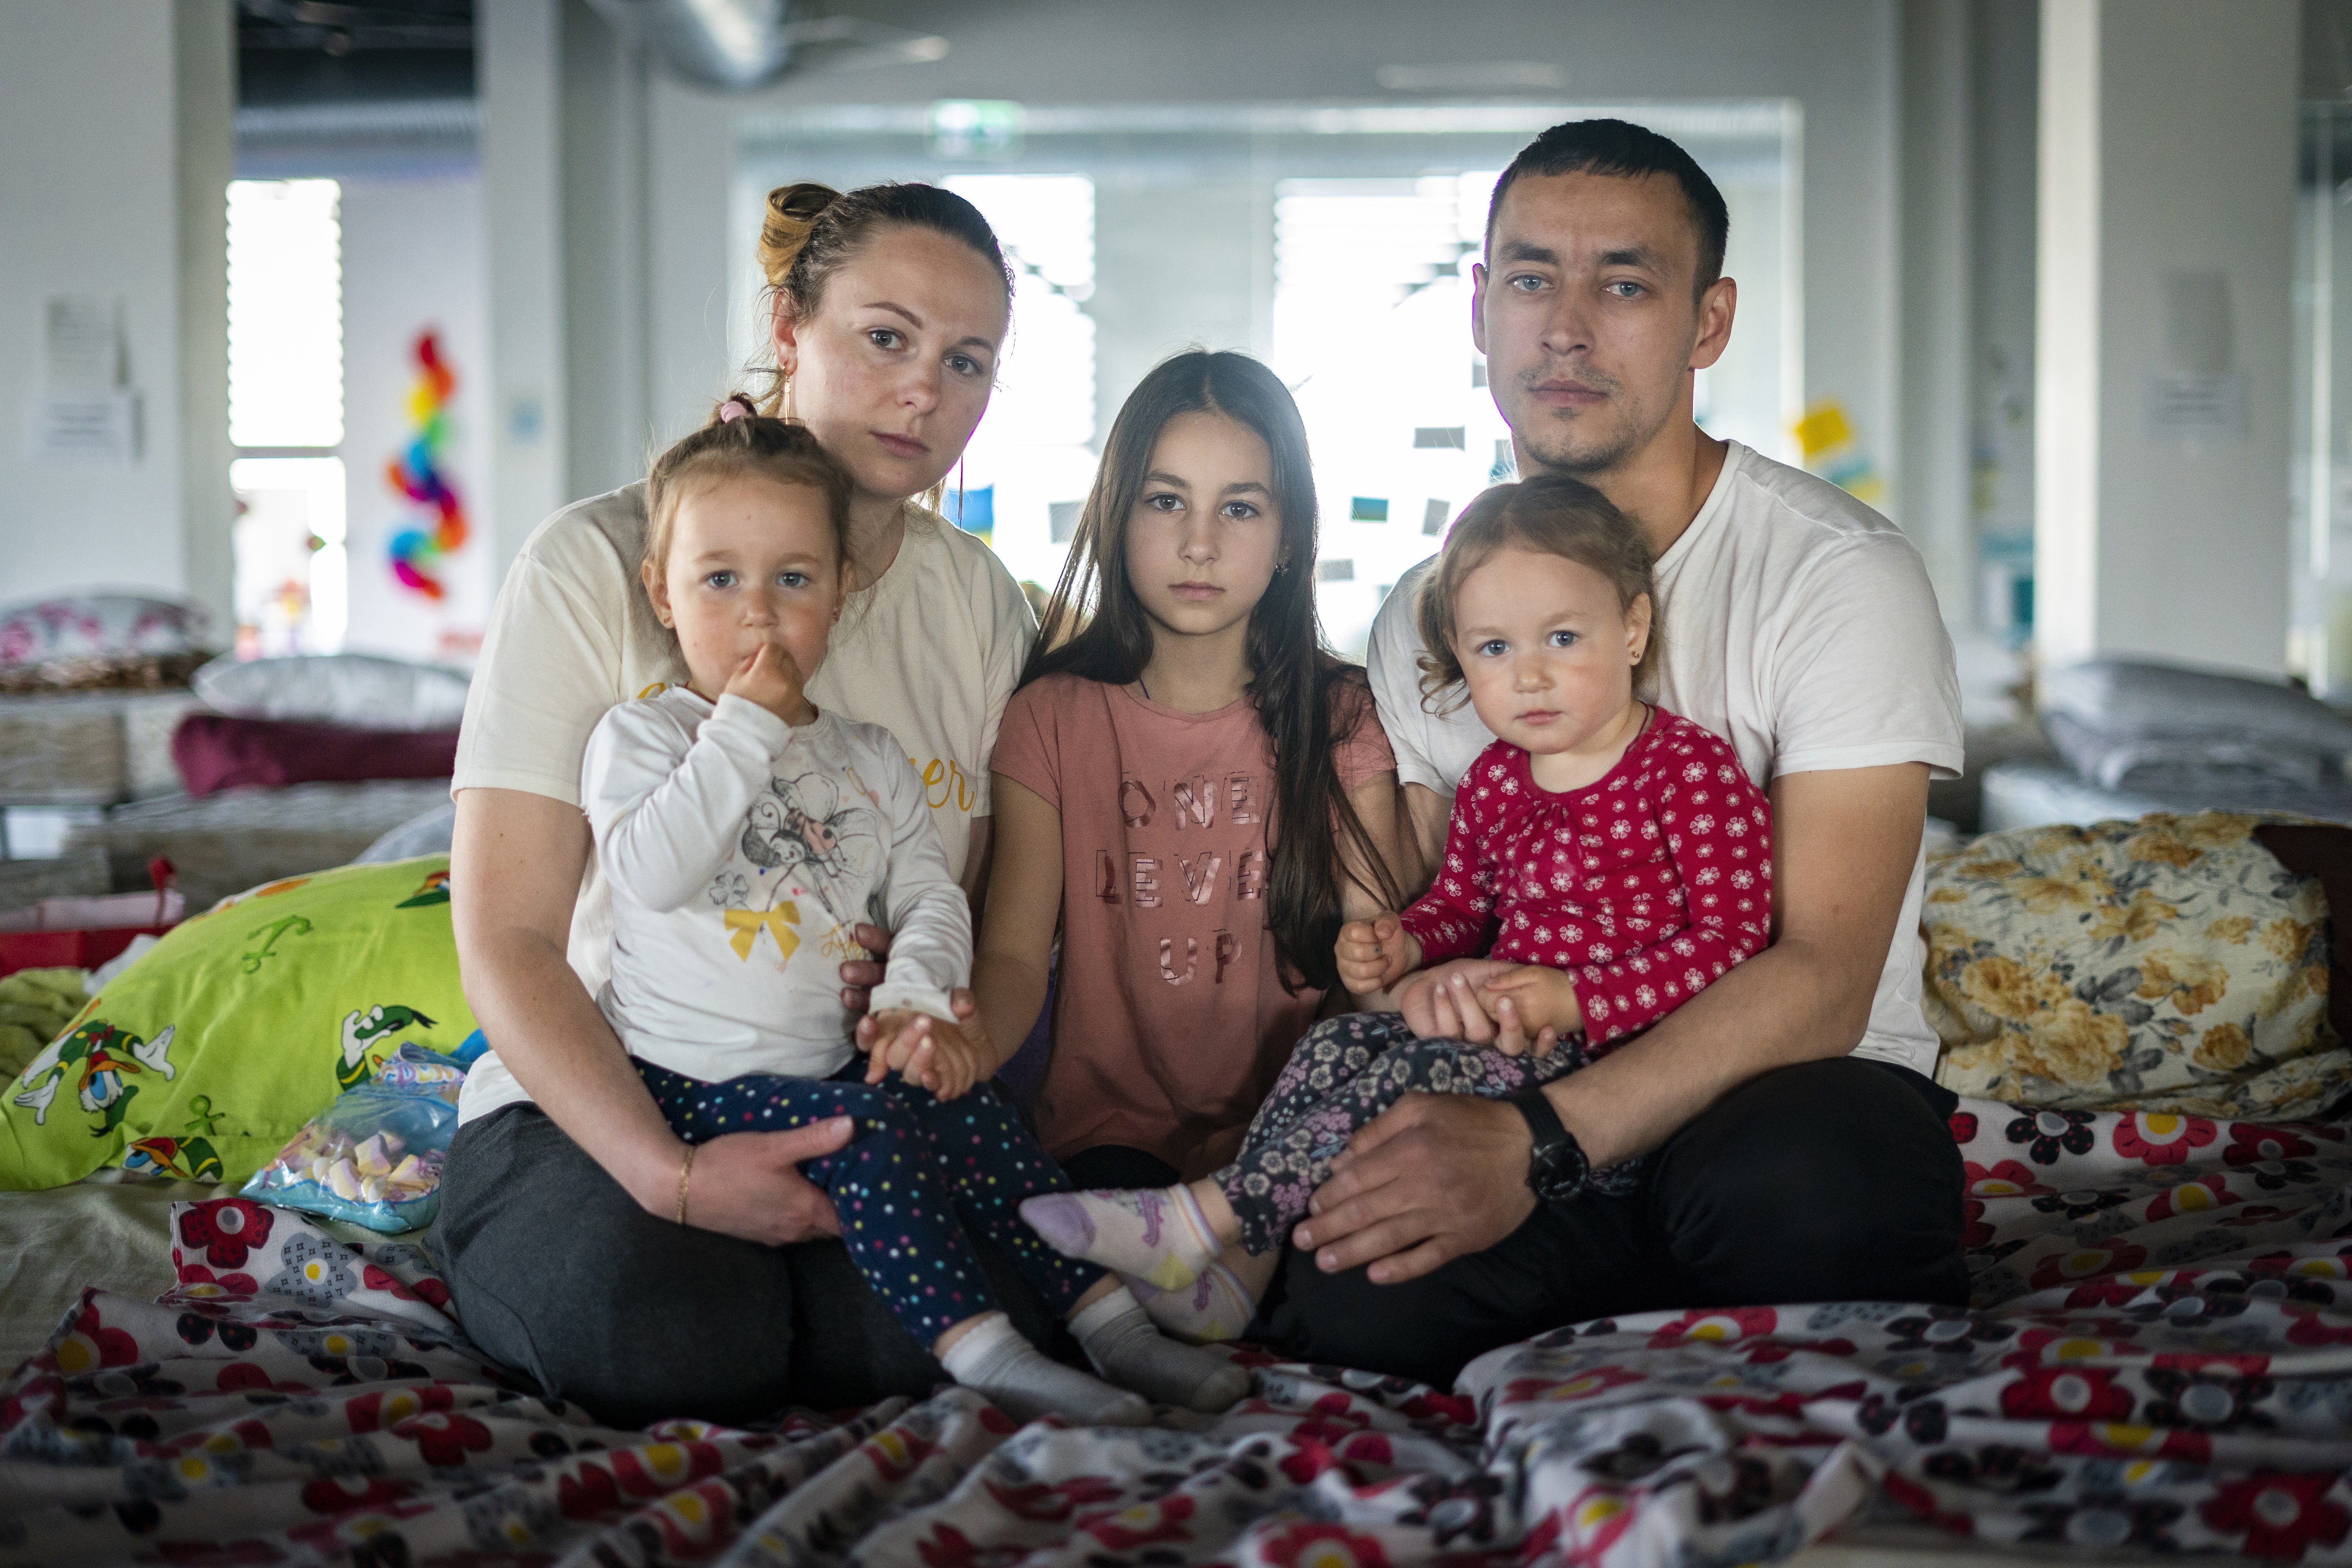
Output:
[384,331,469,599]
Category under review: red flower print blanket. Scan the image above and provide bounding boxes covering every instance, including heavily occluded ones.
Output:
[7,1099,2352,1565]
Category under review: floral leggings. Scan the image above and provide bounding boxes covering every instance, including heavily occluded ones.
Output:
[636,1058,1101,1345]
[1217,1012,1645,1255]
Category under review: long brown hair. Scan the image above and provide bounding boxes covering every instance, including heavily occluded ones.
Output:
[1025,351,1403,991]
[1416,474,1660,711]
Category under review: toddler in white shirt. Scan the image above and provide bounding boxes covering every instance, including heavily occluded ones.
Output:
[583,398,1246,1422]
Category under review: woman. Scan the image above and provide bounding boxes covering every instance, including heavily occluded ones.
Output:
[432,182,1040,1427]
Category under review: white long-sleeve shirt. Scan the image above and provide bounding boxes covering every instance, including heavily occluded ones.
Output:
[457,687,970,1122]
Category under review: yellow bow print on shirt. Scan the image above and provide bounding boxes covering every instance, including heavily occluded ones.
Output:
[724,901,801,962]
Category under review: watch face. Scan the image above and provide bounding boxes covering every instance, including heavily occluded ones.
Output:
[1532,1145,1590,1204]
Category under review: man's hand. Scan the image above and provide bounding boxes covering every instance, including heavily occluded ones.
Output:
[723,642,809,725]
[1336,913,1420,994]
[842,922,979,1028]
[1293,1093,1536,1283]
[677,1118,853,1244]
[865,1011,988,1099]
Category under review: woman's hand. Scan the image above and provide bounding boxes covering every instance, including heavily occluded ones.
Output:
[841,921,980,1025]
[1336,913,1420,994]
[677,1119,854,1244]
[866,1011,989,1100]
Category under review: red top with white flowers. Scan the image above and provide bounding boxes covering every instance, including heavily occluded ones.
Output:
[1396,708,1773,1050]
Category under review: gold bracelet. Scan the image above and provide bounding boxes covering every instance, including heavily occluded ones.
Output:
[675,1142,696,1226]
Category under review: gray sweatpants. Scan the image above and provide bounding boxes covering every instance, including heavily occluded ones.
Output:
[428,1103,1073,1427]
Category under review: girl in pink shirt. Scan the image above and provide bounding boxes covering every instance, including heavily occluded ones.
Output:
[1021,476,1772,1331]
[972,351,1405,1341]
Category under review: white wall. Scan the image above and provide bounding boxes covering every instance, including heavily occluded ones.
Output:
[338,174,493,665]
[500,0,1913,562]
[2036,0,2300,677]
[0,1,233,627]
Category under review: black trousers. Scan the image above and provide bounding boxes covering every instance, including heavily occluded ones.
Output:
[1061,1144,1181,1189]
[1256,1057,1969,1389]
[428,1104,1074,1429]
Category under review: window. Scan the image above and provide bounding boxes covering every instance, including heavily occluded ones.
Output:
[226,179,345,653]
[736,101,1796,650]
[940,174,1101,590]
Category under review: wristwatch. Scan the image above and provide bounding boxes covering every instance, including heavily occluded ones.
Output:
[1508,1087,1591,1204]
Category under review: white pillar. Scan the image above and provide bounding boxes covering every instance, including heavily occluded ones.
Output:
[480,0,570,574]
[1897,0,1975,621]
[2034,0,2300,677]
[175,0,236,631]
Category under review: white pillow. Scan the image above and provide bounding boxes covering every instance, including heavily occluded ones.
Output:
[191,653,470,732]
[0,594,210,666]
[2040,658,2352,751]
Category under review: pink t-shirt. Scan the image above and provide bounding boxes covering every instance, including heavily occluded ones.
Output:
[1398,709,1772,1051]
[991,671,1396,1174]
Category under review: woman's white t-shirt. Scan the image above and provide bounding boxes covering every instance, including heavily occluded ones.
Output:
[450,482,1033,1122]
[1367,440,1964,1077]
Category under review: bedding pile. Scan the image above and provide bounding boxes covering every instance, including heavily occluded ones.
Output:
[9,1097,2352,1566]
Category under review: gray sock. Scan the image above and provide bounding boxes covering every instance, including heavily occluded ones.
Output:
[1069,1283,1253,1413]
[937,1311,1151,1427]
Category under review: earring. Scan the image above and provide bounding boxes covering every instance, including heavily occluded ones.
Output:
[782,376,797,423]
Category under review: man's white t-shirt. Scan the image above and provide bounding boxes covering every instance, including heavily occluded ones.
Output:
[1368,440,1963,1077]
[450,480,1033,999]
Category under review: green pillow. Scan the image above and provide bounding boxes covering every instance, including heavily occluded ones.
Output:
[0,856,474,1191]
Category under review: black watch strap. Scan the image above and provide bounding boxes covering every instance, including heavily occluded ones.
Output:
[1509,1087,1591,1204]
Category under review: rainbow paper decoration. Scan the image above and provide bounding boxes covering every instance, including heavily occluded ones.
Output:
[384,331,469,599]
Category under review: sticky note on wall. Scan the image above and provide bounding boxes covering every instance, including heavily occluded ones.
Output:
[1350,498,1388,522]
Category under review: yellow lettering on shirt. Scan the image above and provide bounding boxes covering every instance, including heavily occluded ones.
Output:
[819,924,872,962]
[908,756,978,815]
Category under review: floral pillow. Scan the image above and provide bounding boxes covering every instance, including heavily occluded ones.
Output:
[1924,812,2351,1119]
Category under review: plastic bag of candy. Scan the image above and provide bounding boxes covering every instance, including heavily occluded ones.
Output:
[239,1043,471,1232]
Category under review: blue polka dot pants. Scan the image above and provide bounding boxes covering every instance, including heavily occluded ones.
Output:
[635,1058,1101,1345]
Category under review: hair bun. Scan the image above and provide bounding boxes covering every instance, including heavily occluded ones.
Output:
[772,182,839,223]
[759,182,842,290]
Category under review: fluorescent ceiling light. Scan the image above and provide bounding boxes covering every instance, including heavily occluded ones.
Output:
[1376,62,1570,92]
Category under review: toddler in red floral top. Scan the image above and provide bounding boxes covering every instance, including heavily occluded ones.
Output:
[1021,477,1771,1338]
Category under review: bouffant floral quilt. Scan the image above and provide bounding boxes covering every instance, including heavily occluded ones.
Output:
[9,1094,2352,1567]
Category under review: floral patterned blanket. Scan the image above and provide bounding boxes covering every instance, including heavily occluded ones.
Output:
[8,1098,2352,1567]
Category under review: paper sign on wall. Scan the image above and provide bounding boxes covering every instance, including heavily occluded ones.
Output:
[26,392,137,466]
[2142,373,2247,442]
[26,295,135,466]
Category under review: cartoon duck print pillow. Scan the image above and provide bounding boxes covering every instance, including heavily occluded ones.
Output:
[0,856,477,1192]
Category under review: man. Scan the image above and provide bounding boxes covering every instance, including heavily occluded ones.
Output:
[1255,119,1969,1387]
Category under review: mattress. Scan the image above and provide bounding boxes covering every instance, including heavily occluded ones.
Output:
[63,778,453,909]
[0,1175,211,1373]
[1980,758,2352,832]
[0,688,200,806]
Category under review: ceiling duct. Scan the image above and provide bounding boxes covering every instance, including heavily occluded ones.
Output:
[581,0,946,92]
